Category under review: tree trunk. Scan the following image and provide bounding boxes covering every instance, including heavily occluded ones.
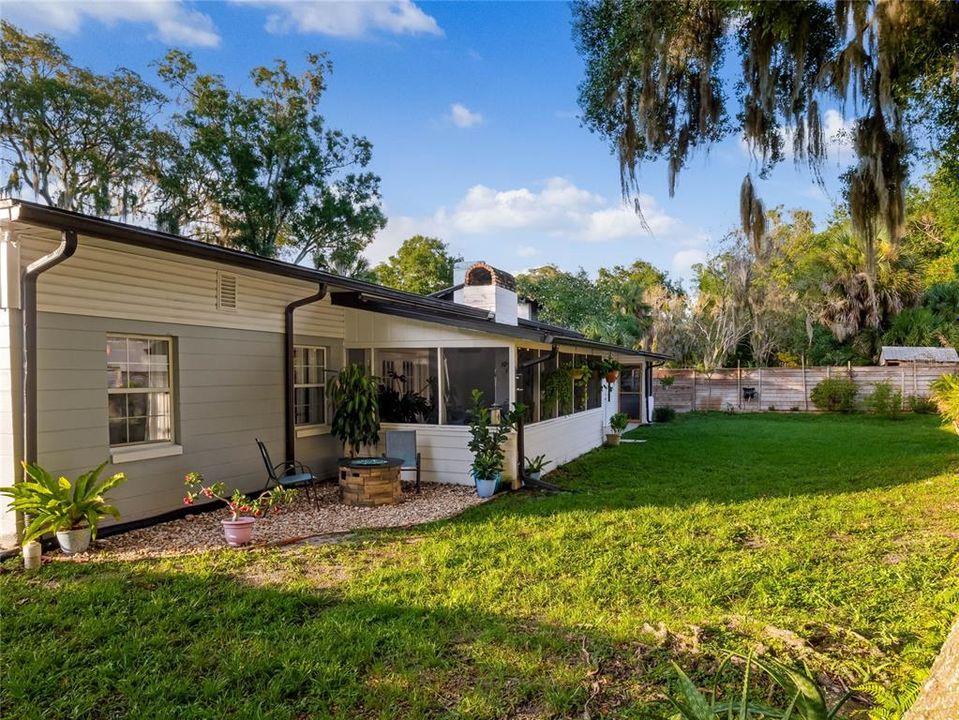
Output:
[904,616,959,720]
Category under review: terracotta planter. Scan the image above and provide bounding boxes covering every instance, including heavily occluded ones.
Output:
[222,517,256,547]
[56,527,92,555]
[606,371,620,383]
[606,433,621,447]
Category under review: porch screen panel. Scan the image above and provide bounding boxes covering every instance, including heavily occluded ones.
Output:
[442,347,510,425]
[574,354,588,413]
[539,352,558,421]
[557,352,575,416]
[587,356,602,410]
[377,348,439,424]
[516,348,540,424]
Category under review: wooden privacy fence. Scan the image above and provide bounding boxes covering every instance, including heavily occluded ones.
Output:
[653,364,954,413]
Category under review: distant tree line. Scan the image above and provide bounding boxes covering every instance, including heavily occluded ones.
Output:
[0,21,385,272]
[517,163,959,368]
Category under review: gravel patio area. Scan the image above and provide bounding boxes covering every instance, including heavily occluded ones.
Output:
[68,482,486,561]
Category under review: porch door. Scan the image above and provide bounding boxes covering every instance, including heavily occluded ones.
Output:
[619,366,645,421]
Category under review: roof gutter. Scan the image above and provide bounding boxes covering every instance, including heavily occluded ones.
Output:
[285,283,327,465]
[19,229,78,540]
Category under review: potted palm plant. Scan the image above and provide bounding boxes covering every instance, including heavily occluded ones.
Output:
[467,389,525,498]
[606,412,630,446]
[0,461,127,556]
[183,472,295,547]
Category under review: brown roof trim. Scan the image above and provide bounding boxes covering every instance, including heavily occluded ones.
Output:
[1,199,669,359]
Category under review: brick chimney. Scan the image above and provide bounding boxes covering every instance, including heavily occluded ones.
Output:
[456,261,518,325]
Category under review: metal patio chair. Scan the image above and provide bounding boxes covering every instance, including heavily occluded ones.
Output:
[384,430,422,493]
[256,438,319,506]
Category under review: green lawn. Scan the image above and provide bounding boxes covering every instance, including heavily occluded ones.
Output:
[2,413,958,719]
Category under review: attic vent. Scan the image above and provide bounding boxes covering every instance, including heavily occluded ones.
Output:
[217,272,237,311]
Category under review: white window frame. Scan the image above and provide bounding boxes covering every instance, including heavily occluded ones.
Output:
[107,334,175,449]
[294,345,328,435]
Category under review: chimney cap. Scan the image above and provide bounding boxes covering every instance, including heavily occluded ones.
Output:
[464,261,516,292]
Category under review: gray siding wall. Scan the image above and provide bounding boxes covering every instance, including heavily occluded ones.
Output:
[35,311,342,528]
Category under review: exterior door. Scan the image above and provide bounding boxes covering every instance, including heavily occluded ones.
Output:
[619,366,645,421]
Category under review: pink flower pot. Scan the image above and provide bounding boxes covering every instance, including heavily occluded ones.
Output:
[221,517,255,547]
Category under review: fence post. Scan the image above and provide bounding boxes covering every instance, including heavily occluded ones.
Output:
[913,363,918,396]
[737,360,742,409]
[802,355,808,411]
[758,367,763,409]
[691,369,696,412]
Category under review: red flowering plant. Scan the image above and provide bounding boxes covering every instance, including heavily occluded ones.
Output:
[182,472,295,521]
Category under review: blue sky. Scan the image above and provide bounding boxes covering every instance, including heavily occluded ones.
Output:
[5,0,856,286]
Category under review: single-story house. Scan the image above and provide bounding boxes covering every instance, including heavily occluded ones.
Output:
[879,346,959,366]
[0,199,667,548]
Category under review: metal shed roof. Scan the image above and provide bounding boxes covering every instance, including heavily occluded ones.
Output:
[879,346,959,364]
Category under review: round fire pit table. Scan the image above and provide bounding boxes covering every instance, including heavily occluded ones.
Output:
[338,457,404,507]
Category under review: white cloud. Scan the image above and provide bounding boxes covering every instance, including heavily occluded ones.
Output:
[368,177,706,266]
[238,0,443,38]
[3,0,221,47]
[672,249,708,278]
[447,103,484,129]
[516,245,538,258]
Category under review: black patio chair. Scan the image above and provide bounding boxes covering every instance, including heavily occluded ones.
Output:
[256,438,319,506]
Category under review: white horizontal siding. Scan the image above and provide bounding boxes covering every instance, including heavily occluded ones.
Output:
[345,308,516,348]
[375,423,476,486]
[19,233,344,338]
[0,309,19,548]
[523,408,607,472]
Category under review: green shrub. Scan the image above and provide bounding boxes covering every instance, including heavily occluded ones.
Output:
[653,406,676,423]
[810,377,858,413]
[907,395,937,414]
[864,381,903,419]
[930,373,959,434]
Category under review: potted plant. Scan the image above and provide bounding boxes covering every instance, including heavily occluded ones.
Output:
[183,472,295,547]
[330,363,381,456]
[606,412,630,446]
[0,461,127,556]
[524,454,551,482]
[467,389,525,498]
[600,357,622,383]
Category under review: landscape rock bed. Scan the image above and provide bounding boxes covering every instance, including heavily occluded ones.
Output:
[69,483,485,561]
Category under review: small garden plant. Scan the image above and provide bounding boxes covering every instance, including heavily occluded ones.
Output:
[524,454,551,474]
[810,377,858,413]
[183,472,295,520]
[609,412,629,434]
[653,405,676,422]
[864,381,903,419]
[0,461,127,544]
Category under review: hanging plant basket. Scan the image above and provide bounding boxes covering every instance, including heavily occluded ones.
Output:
[569,368,586,381]
[606,370,620,383]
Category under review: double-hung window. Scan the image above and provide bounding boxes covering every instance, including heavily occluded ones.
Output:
[107,335,174,446]
[293,346,327,427]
